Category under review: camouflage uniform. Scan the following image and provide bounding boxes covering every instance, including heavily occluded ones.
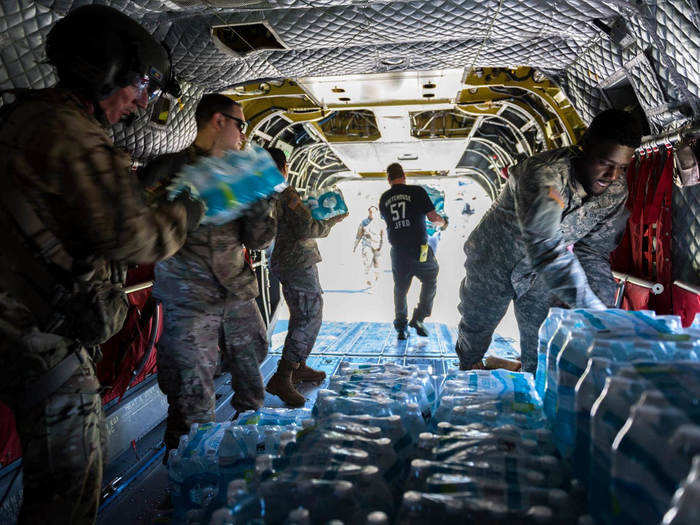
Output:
[0,89,191,524]
[141,145,276,450]
[456,147,628,372]
[271,187,334,364]
[355,217,384,283]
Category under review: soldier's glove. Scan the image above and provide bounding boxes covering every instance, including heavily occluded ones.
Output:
[174,190,206,232]
[244,196,275,219]
[675,141,699,187]
[440,215,449,231]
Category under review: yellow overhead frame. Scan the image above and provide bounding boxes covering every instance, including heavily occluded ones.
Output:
[460,67,586,143]
[225,67,585,146]
[225,80,328,131]
[358,170,442,178]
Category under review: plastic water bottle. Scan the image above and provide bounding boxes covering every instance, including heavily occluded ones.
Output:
[556,337,656,460]
[218,428,256,484]
[610,394,700,524]
[397,491,462,524]
[587,363,700,524]
[662,455,700,524]
[257,479,359,524]
[543,318,582,421]
[408,457,550,489]
[322,420,382,440]
[440,370,541,407]
[535,308,568,397]
[366,511,390,525]
[284,507,310,525]
[588,375,645,524]
[572,356,620,480]
[327,413,414,460]
[398,486,572,523]
[238,407,312,426]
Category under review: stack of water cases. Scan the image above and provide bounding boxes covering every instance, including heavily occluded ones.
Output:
[206,362,434,524]
[421,185,445,236]
[400,369,573,524]
[536,308,700,525]
[167,407,311,523]
[302,186,349,220]
[167,145,286,225]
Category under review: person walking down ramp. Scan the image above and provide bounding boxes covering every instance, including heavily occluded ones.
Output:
[353,206,384,289]
[379,163,447,340]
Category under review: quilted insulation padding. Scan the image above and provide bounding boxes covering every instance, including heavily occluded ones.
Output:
[1,0,699,158]
[564,0,699,127]
[673,183,700,286]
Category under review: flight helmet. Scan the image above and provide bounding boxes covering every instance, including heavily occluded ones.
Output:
[45,4,179,104]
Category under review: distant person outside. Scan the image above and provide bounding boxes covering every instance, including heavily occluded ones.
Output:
[379,163,447,339]
[353,206,384,289]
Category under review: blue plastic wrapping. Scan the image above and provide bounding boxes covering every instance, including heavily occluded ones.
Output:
[167,145,286,225]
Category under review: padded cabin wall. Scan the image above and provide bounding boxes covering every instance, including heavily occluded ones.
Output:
[673,184,700,286]
[0,0,202,163]
[563,1,698,129]
[11,0,621,92]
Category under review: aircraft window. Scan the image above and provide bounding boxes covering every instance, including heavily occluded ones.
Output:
[212,23,286,56]
[318,110,380,141]
[410,110,477,139]
[601,78,651,136]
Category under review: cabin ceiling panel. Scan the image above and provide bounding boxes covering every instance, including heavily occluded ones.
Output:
[1,0,697,162]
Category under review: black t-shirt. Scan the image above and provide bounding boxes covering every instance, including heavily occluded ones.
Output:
[379,184,435,252]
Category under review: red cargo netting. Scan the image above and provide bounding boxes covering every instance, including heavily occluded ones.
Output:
[673,284,700,328]
[612,146,674,314]
[97,265,162,404]
[0,403,21,467]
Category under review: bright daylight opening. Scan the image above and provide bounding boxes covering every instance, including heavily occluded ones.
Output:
[274,177,521,364]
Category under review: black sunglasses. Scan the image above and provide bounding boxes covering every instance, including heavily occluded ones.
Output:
[221,112,248,134]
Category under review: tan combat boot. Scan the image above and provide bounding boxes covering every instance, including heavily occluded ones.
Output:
[292,361,326,384]
[266,358,305,407]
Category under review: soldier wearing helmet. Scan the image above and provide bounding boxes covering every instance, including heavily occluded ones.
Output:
[0,5,203,523]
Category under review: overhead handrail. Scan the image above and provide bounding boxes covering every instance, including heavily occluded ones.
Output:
[637,121,700,151]
[612,271,664,294]
[673,280,700,296]
[123,281,154,295]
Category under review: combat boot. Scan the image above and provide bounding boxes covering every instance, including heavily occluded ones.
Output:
[266,358,305,407]
[292,361,326,384]
[409,318,429,337]
[459,360,486,371]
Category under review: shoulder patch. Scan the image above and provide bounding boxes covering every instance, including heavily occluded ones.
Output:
[547,186,566,209]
